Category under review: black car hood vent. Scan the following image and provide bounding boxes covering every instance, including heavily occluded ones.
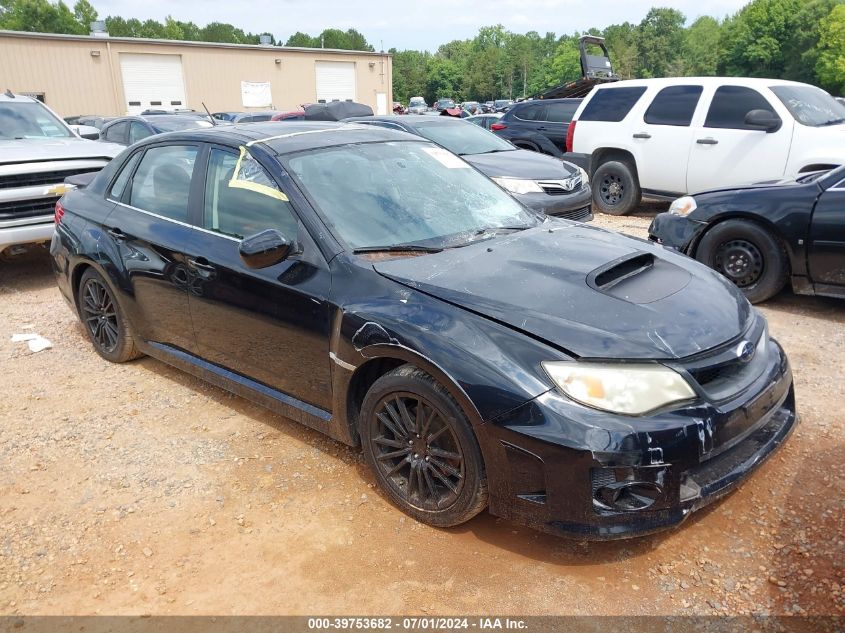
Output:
[587,252,691,304]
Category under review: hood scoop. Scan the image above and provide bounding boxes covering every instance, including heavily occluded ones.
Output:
[587,251,691,304]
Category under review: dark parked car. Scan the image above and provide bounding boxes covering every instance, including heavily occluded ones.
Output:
[491,98,582,156]
[344,115,592,221]
[52,122,796,540]
[435,98,456,111]
[212,111,282,123]
[649,166,845,303]
[466,114,503,130]
[99,115,215,146]
[493,99,514,112]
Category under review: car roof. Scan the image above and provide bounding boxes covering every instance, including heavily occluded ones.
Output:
[0,93,39,103]
[131,121,423,155]
[346,115,464,129]
[591,77,820,90]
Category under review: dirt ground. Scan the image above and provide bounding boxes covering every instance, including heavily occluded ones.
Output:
[0,207,843,618]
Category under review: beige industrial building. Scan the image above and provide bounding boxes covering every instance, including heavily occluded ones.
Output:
[0,30,393,118]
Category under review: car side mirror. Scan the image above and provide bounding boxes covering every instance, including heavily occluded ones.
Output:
[71,124,101,140]
[744,109,781,133]
[238,229,293,269]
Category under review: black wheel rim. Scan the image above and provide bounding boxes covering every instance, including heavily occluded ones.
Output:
[80,279,119,353]
[372,393,465,512]
[714,239,763,287]
[600,173,624,205]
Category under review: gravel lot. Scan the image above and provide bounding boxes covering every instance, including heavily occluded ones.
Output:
[1,208,842,618]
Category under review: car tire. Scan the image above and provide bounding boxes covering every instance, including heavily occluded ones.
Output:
[592,160,641,216]
[77,268,143,363]
[360,364,488,528]
[695,220,788,304]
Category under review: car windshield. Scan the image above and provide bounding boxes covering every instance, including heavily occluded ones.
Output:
[0,101,73,139]
[494,100,512,107]
[770,85,845,127]
[438,100,455,108]
[285,140,539,251]
[151,118,215,133]
[409,98,425,107]
[413,120,515,155]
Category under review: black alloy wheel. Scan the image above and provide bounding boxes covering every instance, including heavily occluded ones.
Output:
[360,365,488,527]
[76,268,143,362]
[81,276,120,354]
[372,392,464,511]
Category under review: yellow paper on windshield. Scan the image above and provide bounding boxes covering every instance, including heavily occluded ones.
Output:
[422,147,469,169]
[230,146,289,201]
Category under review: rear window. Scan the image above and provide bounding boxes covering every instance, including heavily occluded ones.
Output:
[579,87,647,122]
[644,85,703,126]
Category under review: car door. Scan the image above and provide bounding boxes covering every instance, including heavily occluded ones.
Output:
[105,143,204,353]
[185,144,334,410]
[686,85,793,193]
[808,175,845,289]
[634,84,703,195]
[543,101,579,151]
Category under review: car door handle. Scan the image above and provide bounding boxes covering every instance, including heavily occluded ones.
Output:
[536,126,547,130]
[633,133,651,139]
[107,227,126,240]
[188,257,216,273]
[696,138,719,145]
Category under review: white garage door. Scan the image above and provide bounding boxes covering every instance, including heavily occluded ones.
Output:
[315,61,356,103]
[119,54,187,115]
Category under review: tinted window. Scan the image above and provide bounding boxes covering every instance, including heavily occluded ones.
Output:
[109,151,142,200]
[644,85,703,126]
[129,145,198,222]
[580,87,647,122]
[129,121,153,144]
[545,102,579,123]
[513,103,545,121]
[705,86,779,130]
[104,122,128,144]
[203,148,298,240]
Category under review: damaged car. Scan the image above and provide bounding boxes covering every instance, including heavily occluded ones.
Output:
[51,122,796,539]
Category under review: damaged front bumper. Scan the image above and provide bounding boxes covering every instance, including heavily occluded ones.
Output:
[648,212,707,252]
[481,337,796,540]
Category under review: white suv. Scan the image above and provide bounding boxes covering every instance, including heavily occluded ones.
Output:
[567,77,845,215]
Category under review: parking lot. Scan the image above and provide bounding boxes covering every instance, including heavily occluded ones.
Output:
[1,208,842,618]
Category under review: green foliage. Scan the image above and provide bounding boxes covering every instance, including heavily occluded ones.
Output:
[816,3,845,94]
[1,0,842,101]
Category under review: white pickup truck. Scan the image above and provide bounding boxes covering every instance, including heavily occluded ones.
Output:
[566,77,845,215]
[0,93,122,257]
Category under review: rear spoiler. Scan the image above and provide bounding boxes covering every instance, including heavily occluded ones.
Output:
[64,172,98,189]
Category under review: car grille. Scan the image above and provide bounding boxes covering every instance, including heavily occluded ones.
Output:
[538,175,581,195]
[684,329,769,401]
[557,205,592,222]
[0,197,59,221]
[0,167,98,189]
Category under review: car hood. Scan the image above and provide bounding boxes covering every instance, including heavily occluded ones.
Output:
[373,222,751,360]
[0,137,122,165]
[465,149,578,180]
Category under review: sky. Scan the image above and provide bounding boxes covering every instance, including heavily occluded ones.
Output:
[95,0,752,51]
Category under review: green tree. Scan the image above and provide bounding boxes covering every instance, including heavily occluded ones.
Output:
[816,3,845,94]
[72,0,96,30]
[549,36,582,85]
[636,7,686,77]
[720,0,801,77]
[286,32,317,47]
[782,0,839,84]
[603,22,639,79]
[0,0,85,34]
[682,16,721,75]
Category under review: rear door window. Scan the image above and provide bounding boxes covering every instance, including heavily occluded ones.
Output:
[579,87,647,122]
[704,86,780,130]
[128,145,199,222]
[644,85,703,126]
[513,103,546,121]
[104,122,128,144]
[545,102,579,123]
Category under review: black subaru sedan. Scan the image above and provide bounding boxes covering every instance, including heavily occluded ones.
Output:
[51,122,796,539]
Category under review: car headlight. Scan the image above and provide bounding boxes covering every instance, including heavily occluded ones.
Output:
[492,177,543,194]
[577,167,589,186]
[541,361,696,416]
[669,196,697,217]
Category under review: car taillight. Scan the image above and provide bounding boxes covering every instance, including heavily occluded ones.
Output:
[490,122,507,131]
[565,120,577,153]
[54,200,65,224]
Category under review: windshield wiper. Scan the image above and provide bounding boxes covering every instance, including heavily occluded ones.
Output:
[819,118,845,126]
[353,244,443,254]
